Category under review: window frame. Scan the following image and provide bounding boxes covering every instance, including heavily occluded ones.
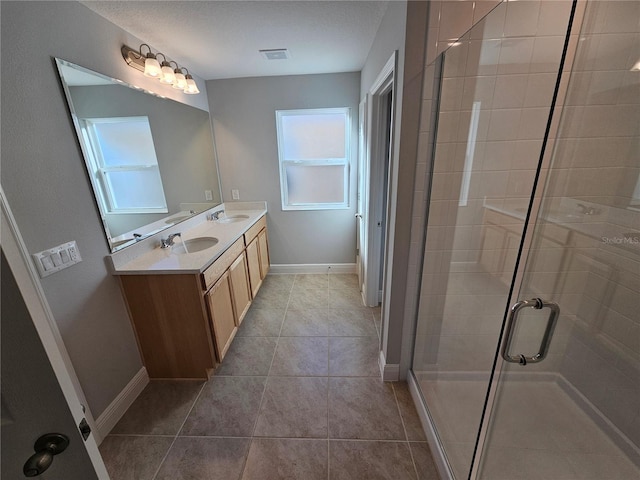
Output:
[80,116,168,215]
[275,107,351,211]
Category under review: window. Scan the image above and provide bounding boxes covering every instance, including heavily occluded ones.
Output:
[275,108,350,210]
[80,117,168,214]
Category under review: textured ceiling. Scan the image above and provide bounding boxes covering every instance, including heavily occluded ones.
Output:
[81,1,390,80]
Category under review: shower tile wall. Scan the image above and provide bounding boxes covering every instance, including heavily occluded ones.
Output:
[401,1,504,377]
[413,0,573,377]
[521,0,640,448]
[408,0,639,477]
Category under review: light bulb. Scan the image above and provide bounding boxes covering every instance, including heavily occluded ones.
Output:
[143,56,161,78]
[159,64,175,84]
[172,71,187,90]
[184,75,200,94]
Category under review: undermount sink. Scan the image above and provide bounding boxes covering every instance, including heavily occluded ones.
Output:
[172,236,219,254]
[216,214,250,224]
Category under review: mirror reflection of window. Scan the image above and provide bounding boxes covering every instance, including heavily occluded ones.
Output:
[80,117,168,214]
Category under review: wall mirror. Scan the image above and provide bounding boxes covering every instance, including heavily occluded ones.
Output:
[55,58,222,253]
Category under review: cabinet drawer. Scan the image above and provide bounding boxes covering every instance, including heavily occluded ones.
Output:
[244,216,267,245]
[201,237,244,290]
[539,223,570,245]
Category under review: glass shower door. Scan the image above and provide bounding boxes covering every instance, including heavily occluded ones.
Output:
[477,1,640,478]
[411,1,574,478]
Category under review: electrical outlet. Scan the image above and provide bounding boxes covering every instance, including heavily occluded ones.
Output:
[32,241,82,278]
[232,189,240,200]
[205,190,213,201]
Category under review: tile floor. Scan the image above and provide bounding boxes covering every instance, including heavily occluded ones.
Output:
[100,273,439,479]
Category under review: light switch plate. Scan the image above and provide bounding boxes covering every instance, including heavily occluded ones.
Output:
[232,189,240,200]
[32,241,82,278]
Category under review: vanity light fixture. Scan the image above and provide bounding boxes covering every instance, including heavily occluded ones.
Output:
[159,59,177,85]
[184,70,200,94]
[172,67,188,90]
[122,44,200,95]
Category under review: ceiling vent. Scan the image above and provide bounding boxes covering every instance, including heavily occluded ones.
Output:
[259,49,290,60]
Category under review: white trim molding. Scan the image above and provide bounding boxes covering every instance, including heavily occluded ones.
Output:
[269,263,356,274]
[1,188,109,477]
[378,349,400,382]
[95,366,149,442]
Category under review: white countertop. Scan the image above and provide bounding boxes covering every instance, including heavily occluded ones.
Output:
[483,199,640,257]
[109,204,267,275]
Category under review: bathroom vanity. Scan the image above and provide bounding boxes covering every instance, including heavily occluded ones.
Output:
[110,206,269,379]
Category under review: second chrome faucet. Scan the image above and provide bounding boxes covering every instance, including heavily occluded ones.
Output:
[160,232,182,249]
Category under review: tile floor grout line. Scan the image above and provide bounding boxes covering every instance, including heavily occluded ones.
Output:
[103,275,440,479]
[150,381,207,480]
[392,382,420,480]
[238,274,295,480]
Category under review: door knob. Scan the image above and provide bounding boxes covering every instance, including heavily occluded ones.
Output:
[23,433,69,477]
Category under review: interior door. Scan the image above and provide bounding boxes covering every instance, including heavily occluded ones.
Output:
[356,96,368,292]
[1,251,101,479]
[1,193,108,479]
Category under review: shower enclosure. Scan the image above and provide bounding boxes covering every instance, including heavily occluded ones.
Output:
[410,1,639,479]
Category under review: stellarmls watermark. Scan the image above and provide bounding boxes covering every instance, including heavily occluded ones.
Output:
[601,235,640,246]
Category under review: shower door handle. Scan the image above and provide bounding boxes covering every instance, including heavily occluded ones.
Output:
[501,298,559,365]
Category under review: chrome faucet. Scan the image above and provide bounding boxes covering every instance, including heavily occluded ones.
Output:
[576,203,600,215]
[160,232,181,249]
[211,210,224,221]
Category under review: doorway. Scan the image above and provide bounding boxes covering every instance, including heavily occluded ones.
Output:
[1,192,109,478]
[360,53,397,310]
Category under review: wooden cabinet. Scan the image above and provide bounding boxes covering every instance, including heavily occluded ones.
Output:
[205,270,237,360]
[479,208,571,291]
[246,237,262,298]
[245,215,270,297]
[118,214,269,379]
[229,252,251,325]
[119,273,216,379]
[258,228,270,278]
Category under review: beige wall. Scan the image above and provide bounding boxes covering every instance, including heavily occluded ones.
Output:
[206,72,361,266]
[1,1,209,419]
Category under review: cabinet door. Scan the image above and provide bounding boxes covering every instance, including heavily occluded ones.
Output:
[479,225,506,276]
[246,237,262,298]
[205,270,237,361]
[258,228,270,279]
[229,252,252,325]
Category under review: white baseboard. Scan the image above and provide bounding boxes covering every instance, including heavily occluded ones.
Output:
[269,263,356,274]
[95,367,149,443]
[378,350,400,381]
